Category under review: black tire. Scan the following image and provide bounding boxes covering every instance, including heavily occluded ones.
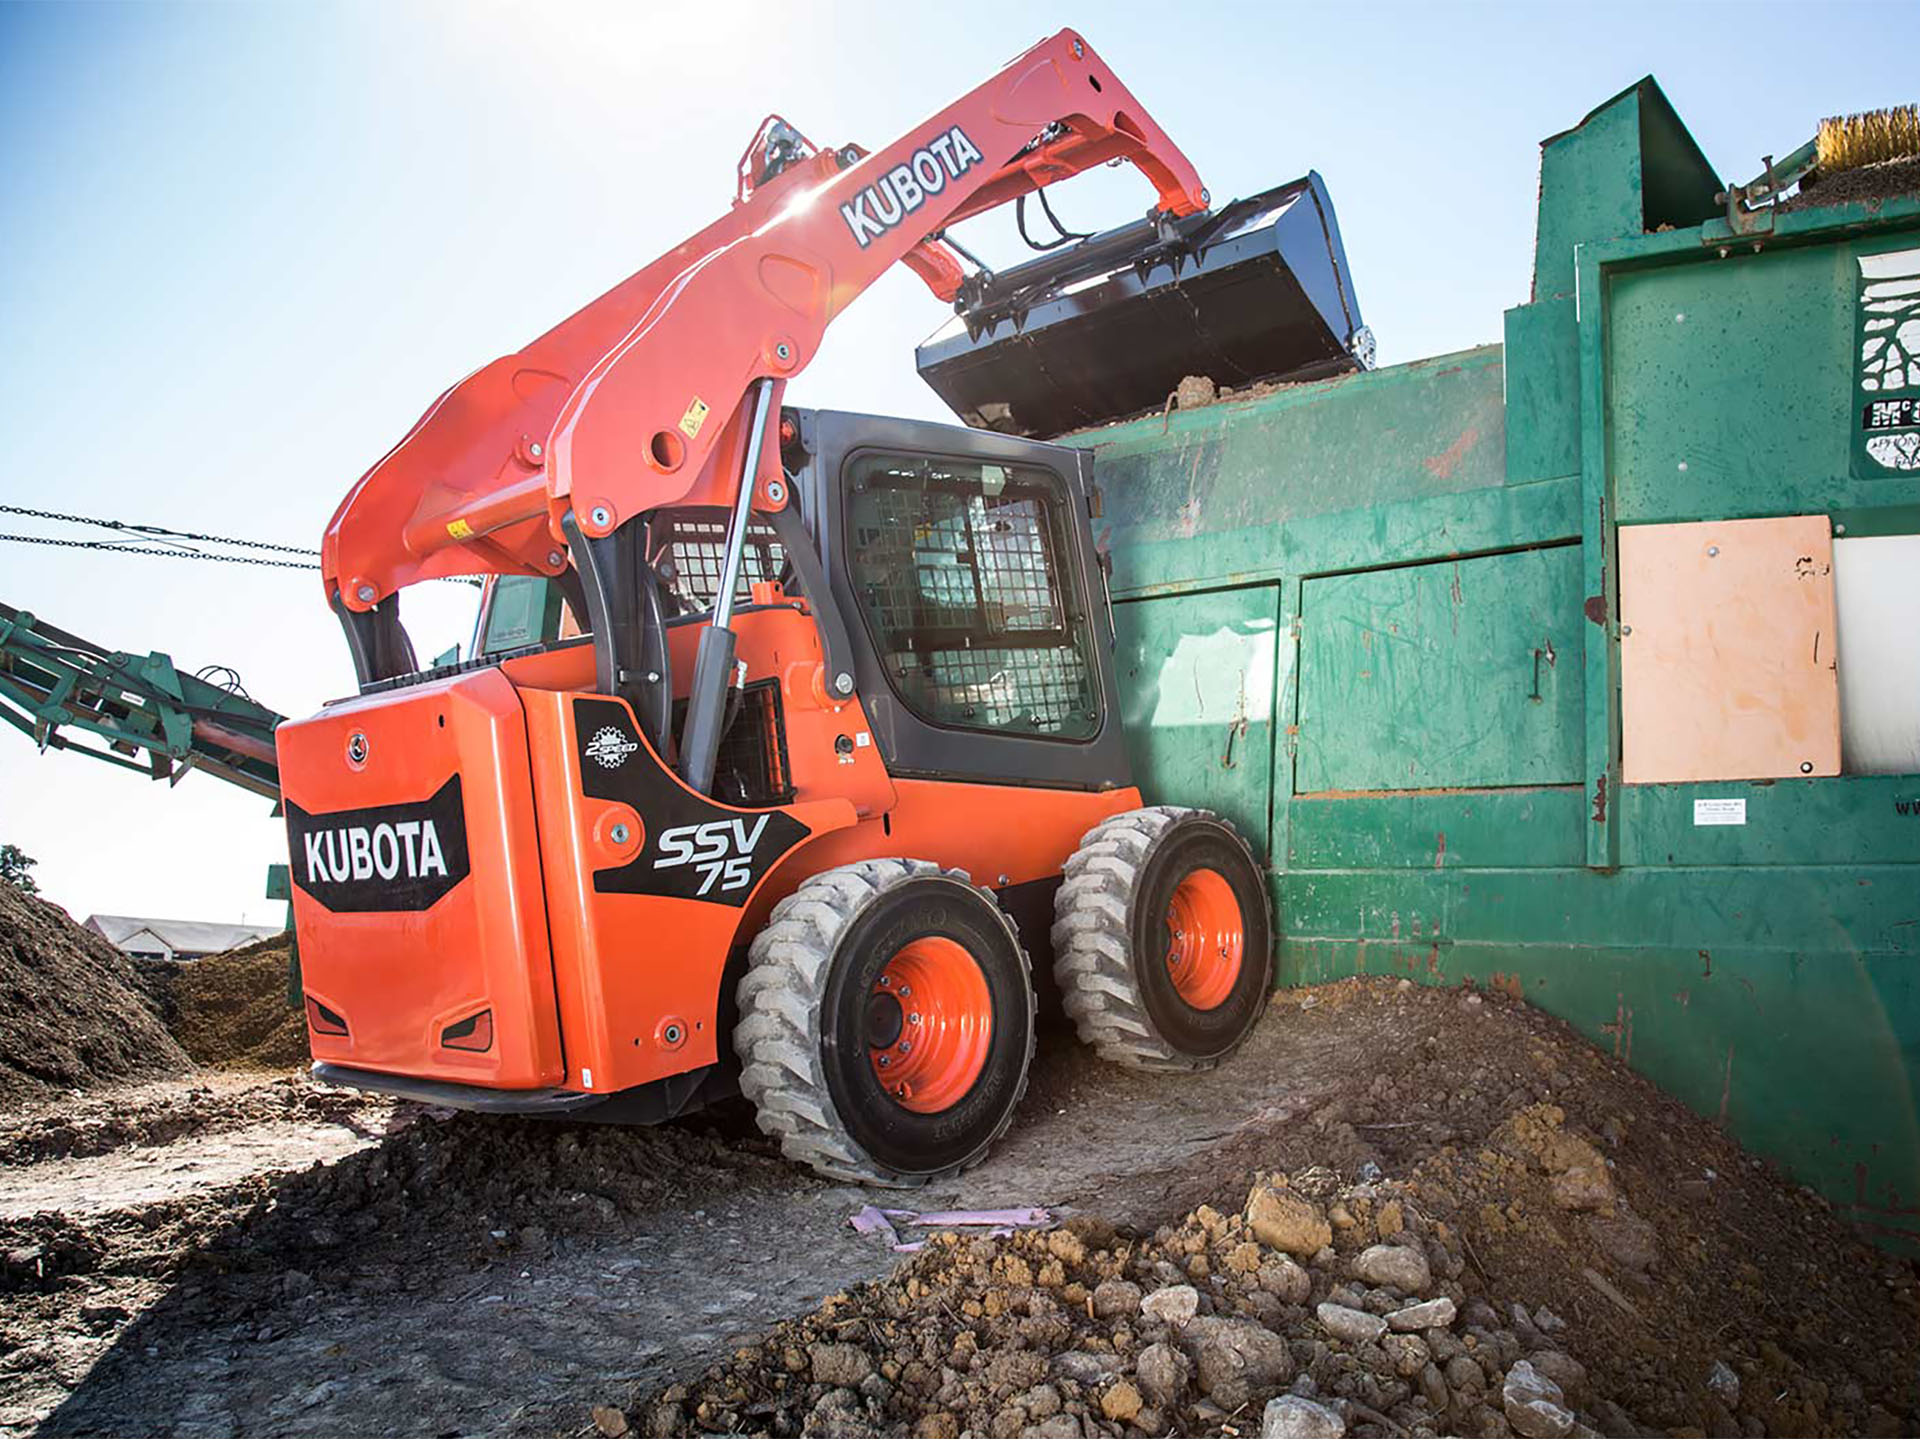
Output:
[735,859,1035,1186]
[1051,806,1273,1071]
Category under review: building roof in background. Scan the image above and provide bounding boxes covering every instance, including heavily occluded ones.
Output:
[83,914,281,956]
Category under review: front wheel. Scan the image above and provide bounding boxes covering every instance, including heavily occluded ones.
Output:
[734,859,1035,1186]
[1051,806,1273,1071]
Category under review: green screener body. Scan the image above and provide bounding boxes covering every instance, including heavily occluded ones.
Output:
[929,78,1920,1249]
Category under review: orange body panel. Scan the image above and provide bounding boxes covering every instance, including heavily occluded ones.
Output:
[785,778,1142,896]
[518,688,854,1093]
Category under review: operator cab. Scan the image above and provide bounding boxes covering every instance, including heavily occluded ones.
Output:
[466,407,1131,805]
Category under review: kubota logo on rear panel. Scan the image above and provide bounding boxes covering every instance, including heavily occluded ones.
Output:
[283,776,472,912]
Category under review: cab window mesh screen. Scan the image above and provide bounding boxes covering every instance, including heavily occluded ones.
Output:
[655,515,786,613]
[846,455,1099,740]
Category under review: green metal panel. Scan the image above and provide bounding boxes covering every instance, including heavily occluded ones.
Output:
[1531,78,1720,303]
[1295,546,1583,792]
[1287,787,1586,871]
[1111,585,1284,859]
[1618,776,1920,867]
[1533,89,1643,301]
[1503,299,1581,484]
[1078,346,1508,595]
[1609,244,1858,522]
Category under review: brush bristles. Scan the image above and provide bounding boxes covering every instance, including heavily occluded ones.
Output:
[1817,106,1920,174]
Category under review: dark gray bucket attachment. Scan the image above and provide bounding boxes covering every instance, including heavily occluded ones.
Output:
[916,173,1371,438]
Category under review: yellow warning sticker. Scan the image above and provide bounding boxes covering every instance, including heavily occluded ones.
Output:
[678,396,711,440]
[446,518,475,540]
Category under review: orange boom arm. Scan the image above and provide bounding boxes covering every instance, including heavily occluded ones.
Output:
[320,28,1205,613]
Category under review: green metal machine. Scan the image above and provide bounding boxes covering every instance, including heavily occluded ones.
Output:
[994,81,1920,1247]
[0,601,284,800]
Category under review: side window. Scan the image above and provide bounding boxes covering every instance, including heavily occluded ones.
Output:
[478,574,567,656]
[845,452,1100,741]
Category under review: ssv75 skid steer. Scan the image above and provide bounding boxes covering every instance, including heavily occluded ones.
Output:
[279,30,1346,1184]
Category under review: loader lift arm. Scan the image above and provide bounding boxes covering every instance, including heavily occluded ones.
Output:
[322,27,1205,626]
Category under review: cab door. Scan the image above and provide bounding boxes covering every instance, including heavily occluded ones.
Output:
[796,410,1133,794]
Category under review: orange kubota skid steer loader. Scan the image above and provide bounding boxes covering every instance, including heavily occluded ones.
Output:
[277,30,1278,1185]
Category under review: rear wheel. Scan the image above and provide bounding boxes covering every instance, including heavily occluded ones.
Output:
[735,859,1035,1186]
[1052,806,1272,1071]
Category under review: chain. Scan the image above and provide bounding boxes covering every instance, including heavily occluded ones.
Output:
[1,510,484,586]
[0,532,321,570]
[0,503,319,556]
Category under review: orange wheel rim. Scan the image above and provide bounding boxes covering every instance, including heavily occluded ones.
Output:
[868,937,993,1114]
[1165,866,1244,1010]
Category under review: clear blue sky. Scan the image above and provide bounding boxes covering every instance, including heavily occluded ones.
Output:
[1,0,1913,924]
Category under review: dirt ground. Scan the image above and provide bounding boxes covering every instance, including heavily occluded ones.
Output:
[1,979,1914,1439]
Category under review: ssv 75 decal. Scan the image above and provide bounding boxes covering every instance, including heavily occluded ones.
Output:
[573,699,809,907]
[655,815,771,896]
[840,126,985,248]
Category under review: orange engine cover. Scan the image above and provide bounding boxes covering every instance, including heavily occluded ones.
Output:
[276,669,565,1089]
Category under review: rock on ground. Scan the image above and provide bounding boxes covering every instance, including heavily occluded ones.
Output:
[1315,1301,1387,1345]
[1504,1358,1576,1438]
[1139,1283,1198,1325]
[1352,1242,1431,1293]
[1245,1179,1332,1257]
[1262,1394,1346,1438]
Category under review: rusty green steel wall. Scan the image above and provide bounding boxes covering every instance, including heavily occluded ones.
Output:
[1076,81,1920,1249]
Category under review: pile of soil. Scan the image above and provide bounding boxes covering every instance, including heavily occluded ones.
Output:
[163,936,306,1070]
[638,982,1920,1440]
[1783,154,1920,211]
[0,884,187,1105]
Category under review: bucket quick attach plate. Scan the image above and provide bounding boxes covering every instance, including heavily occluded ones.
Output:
[916,173,1371,439]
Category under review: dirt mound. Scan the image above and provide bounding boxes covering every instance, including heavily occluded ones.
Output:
[0,884,187,1105]
[164,936,307,1070]
[638,980,1920,1439]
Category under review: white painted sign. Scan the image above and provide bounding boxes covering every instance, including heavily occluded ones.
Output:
[1693,798,1747,826]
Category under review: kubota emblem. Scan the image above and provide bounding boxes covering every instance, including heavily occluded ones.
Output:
[585,725,640,770]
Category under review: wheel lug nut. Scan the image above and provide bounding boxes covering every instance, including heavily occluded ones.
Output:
[908,1013,922,1025]
[898,1041,912,1055]
[879,976,891,987]
[878,1055,891,1067]
[898,986,911,998]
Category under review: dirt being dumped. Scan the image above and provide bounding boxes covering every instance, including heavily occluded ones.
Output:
[0,884,186,1104]
[162,935,306,1069]
[638,983,1920,1440]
